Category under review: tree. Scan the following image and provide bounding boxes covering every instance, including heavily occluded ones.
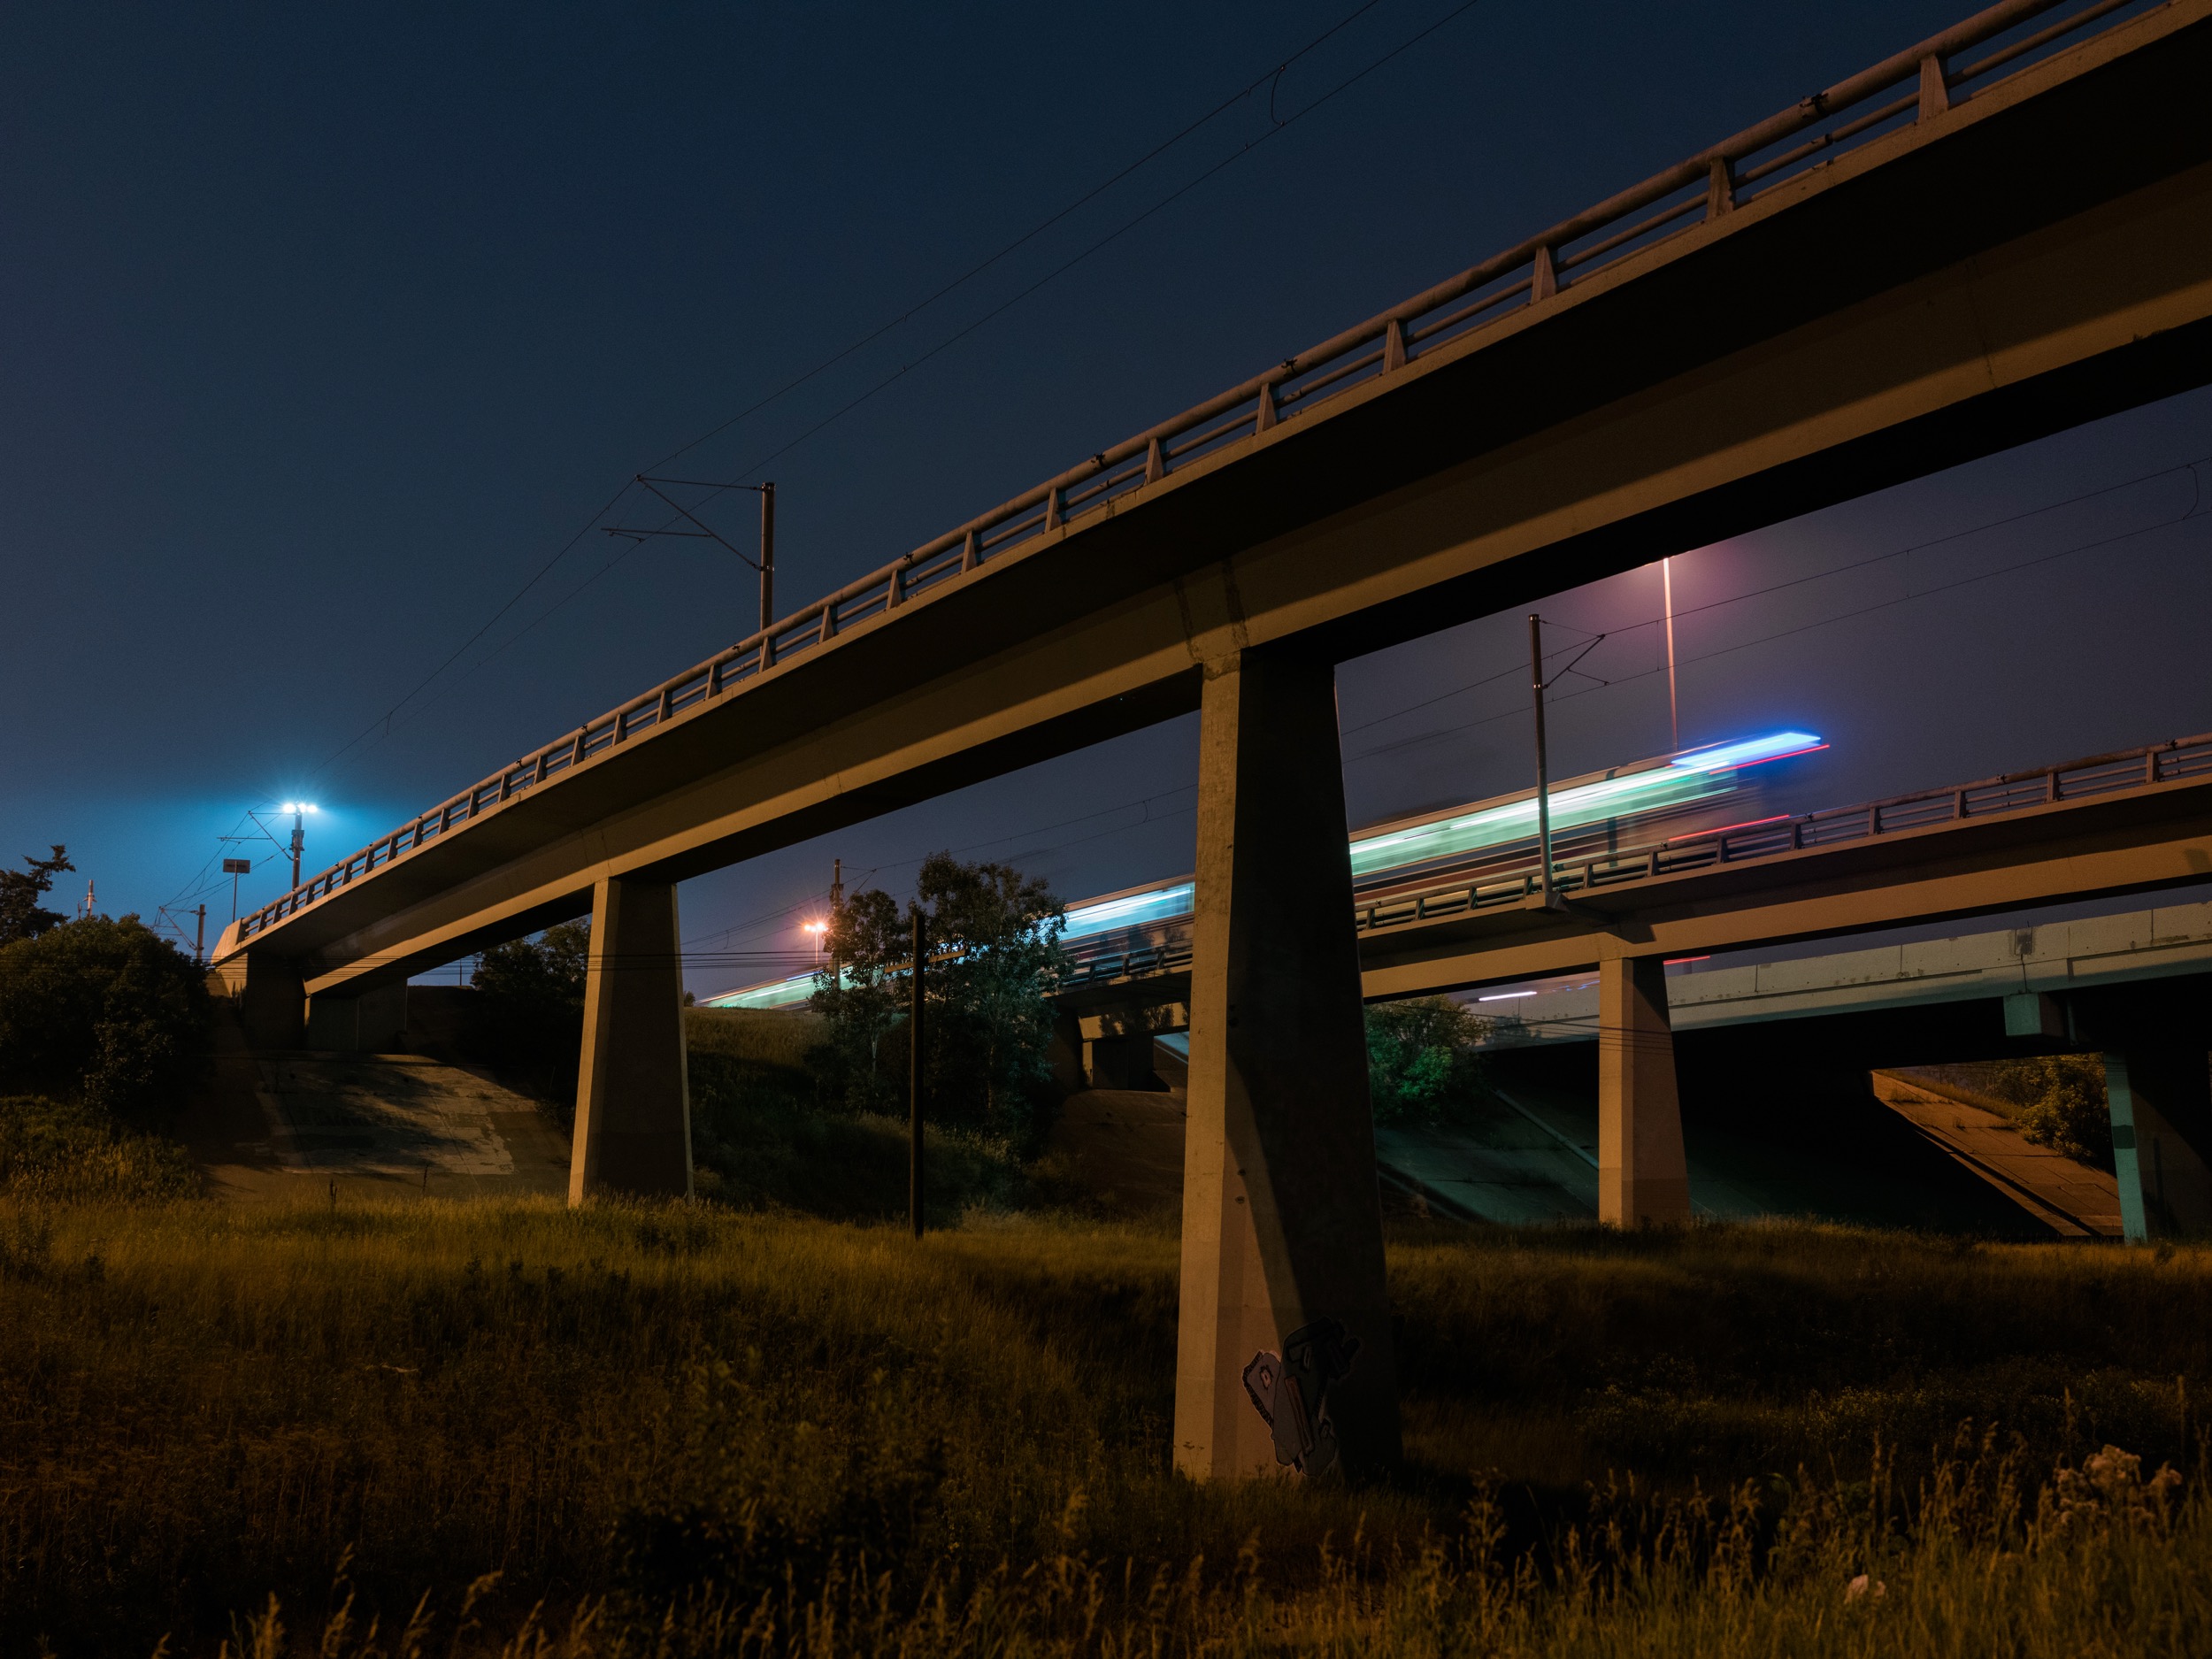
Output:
[1364,995,1491,1124]
[470,921,592,1105]
[811,854,1067,1138]
[0,846,73,946]
[0,914,209,1115]
[1985,1055,2112,1168]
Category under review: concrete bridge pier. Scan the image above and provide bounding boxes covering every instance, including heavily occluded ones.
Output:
[2103,1048,2212,1240]
[1174,646,1400,1481]
[225,951,307,1050]
[1598,953,1692,1226]
[569,875,693,1203]
[305,983,410,1053]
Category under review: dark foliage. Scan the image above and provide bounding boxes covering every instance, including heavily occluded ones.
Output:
[1981,1056,2113,1168]
[810,854,1066,1141]
[1364,995,1490,1123]
[469,921,590,1110]
[0,845,73,946]
[0,915,209,1115]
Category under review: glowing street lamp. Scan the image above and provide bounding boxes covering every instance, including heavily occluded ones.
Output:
[803,918,827,958]
[279,803,319,888]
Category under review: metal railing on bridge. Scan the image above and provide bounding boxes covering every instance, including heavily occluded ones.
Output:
[234,0,2168,949]
[1354,733,2212,935]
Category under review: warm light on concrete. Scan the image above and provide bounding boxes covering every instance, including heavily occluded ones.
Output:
[570,877,692,1202]
[1173,648,1399,1481]
[1597,955,1692,1226]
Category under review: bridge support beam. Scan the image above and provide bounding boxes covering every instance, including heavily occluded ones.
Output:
[1174,647,1399,1481]
[2104,1048,2212,1240]
[305,983,410,1053]
[569,876,693,1203]
[1598,955,1691,1226]
[228,951,306,1051]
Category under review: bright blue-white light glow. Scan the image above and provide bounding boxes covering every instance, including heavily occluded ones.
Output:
[1669,732,1825,772]
[703,972,817,1010]
[1062,882,1195,941]
[703,733,1823,1006]
[1345,729,1822,878]
[1348,768,1711,877]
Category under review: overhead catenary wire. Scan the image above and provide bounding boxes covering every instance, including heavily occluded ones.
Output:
[449,0,1494,683]
[288,0,1478,788]
[1340,452,2210,744]
[1347,489,2210,765]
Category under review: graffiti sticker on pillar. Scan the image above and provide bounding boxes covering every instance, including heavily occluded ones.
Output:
[1240,1318,1360,1476]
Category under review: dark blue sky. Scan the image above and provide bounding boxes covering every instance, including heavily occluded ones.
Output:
[4,2,2206,992]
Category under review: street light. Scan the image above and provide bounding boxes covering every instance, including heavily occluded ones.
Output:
[280,803,319,888]
[803,918,826,959]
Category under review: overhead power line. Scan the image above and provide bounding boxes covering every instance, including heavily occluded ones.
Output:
[300,0,1489,779]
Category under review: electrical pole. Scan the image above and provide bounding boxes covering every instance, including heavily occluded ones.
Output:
[1529,614,1557,907]
[611,477,780,640]
[910,908,926,1240]
[289,808,305,888]
[759,481,776,634]
[195,904,205,965]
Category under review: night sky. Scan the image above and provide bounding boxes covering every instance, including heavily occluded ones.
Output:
[4,2,2206,996]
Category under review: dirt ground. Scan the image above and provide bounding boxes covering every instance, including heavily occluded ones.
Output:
[179,1007,571,1203]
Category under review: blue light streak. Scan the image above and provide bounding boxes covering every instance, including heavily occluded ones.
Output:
[1062,881,1195,942]
[700,731,1821,1007]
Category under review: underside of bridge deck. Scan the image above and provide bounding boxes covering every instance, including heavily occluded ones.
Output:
[212,2,2212,1481]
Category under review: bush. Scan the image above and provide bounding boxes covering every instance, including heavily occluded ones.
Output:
[0,915,208,1115]
[0,1094,200,1200]
[1365,995,1490,1123]
[1984,1056,2112,1167]
[811,854,1066,1143]
[469,921,589,1109]
[685,1008,1025,1218]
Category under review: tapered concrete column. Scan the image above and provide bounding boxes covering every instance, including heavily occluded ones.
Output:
[232,951,306,1051]
[2104,1049,2212,1240]
[1174,647,1400,1481]
[569,876,692,1203]
[305,983,409,1052]
[1598,954,1691,1225]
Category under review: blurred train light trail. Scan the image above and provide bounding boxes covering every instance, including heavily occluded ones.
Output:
[703,731,1826,1010]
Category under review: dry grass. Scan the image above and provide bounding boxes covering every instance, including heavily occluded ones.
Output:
[0,1094,200,1202]
[1,1199,2208,1655]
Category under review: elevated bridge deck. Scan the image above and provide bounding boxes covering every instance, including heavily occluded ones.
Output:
[206,0,2212,1480]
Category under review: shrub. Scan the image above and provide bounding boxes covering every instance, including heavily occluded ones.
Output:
[0,1093,199,1200]
[469,921,589,1108]
[1365,995,1490,1123]
[811,854,1066,1142]
[685,1009,1025,1217]
[0,915,208,1115]
[1984,1056,2112,1167]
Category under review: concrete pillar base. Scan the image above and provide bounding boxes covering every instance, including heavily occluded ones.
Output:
[570,877,692,1202]
[2106,1048,2212,1240]
[1599,954,1692,1225]
[228,952,307,1051]
[305,983,410,1053]
[1173,647,1400,1482]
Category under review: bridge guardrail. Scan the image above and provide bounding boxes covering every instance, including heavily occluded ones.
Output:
[234,0,2170,949]
[1356,732,2212,933]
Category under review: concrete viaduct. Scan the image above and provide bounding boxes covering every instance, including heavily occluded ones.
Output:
[213,0,2212,1480]
[1046,731,2212,1237]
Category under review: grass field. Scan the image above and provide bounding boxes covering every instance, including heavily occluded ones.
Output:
[3,1196,2208,1655]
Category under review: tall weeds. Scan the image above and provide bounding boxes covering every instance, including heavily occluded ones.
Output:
[2,1200,2206,1655]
